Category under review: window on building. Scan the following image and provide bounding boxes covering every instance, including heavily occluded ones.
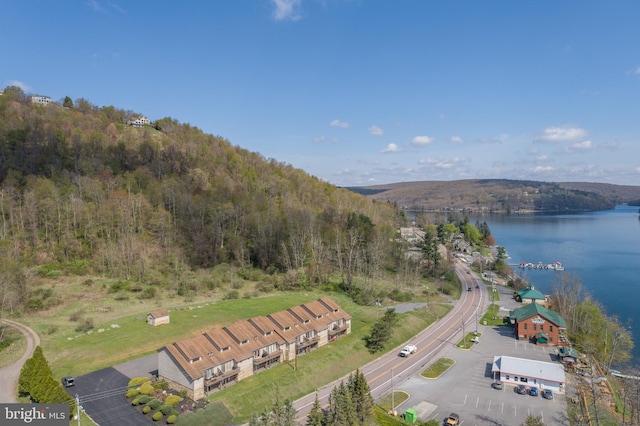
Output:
[549,325,553,332]
[524,323,528,330]
[520,377,528,383]
[533,324,537,331]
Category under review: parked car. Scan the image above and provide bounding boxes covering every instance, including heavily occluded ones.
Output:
[542,389,554,400]
[516,384,527,395]
[491,381,504,390]
[467,287,471,291]
[445,412,460,425]
[399,345,417,357]
[62,376,75,387]
[530,386,538,396]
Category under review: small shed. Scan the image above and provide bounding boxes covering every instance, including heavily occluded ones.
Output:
[147,309,170,326]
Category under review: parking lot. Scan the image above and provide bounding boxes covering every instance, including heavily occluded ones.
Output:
[394,286,569,425]
[66,354,157,426]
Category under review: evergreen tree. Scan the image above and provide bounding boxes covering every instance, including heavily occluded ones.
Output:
[306,394,325,426]
[327,381,356,426]
[347,369,374,424]
[364,308,398,353]
[63,96,73,108]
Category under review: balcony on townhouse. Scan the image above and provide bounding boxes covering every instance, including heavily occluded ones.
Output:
[296,335,319,354]
[205,366,239,390]
[253,349,283,371]
[328,322,348,339]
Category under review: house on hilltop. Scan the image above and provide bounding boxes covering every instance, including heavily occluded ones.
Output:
[128,116,151,127]
[30,95,52,105]
[157,297,351,399]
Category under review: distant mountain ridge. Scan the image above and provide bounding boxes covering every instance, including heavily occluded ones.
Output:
[348,179,640,213]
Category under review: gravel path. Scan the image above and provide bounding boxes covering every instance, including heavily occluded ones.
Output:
[0,318,40,403]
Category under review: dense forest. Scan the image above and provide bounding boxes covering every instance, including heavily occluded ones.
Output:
[0,86,404,313]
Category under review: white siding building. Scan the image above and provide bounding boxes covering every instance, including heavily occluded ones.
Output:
[492,355,565,394]
[31,95,52,105]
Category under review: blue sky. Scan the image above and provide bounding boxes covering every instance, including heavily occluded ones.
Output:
[3,1,640,187]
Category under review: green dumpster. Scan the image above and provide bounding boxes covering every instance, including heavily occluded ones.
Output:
[405,408,417,423]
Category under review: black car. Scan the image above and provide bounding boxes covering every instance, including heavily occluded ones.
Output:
[62,376,75,387]
[542,389,553,400]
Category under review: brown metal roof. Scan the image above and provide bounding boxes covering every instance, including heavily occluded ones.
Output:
[162,298,349,382]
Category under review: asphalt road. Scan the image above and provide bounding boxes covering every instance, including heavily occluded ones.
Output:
[293,259,488,421]
[0,318,41,403]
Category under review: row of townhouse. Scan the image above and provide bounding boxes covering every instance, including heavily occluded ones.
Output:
[158,297,351,400]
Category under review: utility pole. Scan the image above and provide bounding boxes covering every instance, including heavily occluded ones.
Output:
[75,394,80,426]
[391,368,395,415]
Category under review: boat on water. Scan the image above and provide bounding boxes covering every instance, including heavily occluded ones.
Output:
[518,261,564,271]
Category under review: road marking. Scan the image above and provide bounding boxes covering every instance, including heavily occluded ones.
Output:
[475,396,479,408]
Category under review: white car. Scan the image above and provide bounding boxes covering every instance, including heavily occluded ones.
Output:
[399,345,417,357]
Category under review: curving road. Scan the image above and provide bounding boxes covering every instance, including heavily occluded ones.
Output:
[293,258,488,422]
[0,318,41,403]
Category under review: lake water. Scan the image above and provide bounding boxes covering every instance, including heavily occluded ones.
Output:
[467,205,640,364]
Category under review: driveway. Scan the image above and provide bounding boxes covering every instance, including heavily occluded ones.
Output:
[0,319,40,403]
[68,354,158,426]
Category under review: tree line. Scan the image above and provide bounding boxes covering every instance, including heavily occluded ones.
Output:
[0,86,408,313]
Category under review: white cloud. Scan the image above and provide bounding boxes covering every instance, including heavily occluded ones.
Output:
[449,136,463,143]
[539,126,588,142]
[368,125,384,136]
[567,140,593,152]
[330,119,349,128]
[380,143,402,153]
[313,136,326,142]
[635,166,640,173]
[411,135,435,146]
[7,80,31,91]
[635,66,640,75]
[271,0,303,21]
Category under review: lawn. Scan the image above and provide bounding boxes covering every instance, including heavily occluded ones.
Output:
[421,357,455,379]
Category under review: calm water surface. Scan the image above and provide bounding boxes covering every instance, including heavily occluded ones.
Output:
[467,205,640,363]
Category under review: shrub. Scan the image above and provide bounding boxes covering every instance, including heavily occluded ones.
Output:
[166,414,178,424]
[139,383,155,396]
[128,377,149,387]
[153,379,169,390]
[159,405,175,416]
[137,395,151,404]
[256,281,275,293]
[148,399,162,410]
[131,398,140,406]
[164,395,181,407]
[138,287,156,299]
[69,309,85,322]
[74,318,94,332]
[126,389,139,399]
[142,405,151,414]
[223,290,239,300]
[152,411,163,421]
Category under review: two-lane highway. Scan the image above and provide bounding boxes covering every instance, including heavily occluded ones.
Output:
[294,258,489,421]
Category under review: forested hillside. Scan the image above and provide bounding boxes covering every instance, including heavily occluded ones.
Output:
[0,86,403,313]
[349,179,640,213]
